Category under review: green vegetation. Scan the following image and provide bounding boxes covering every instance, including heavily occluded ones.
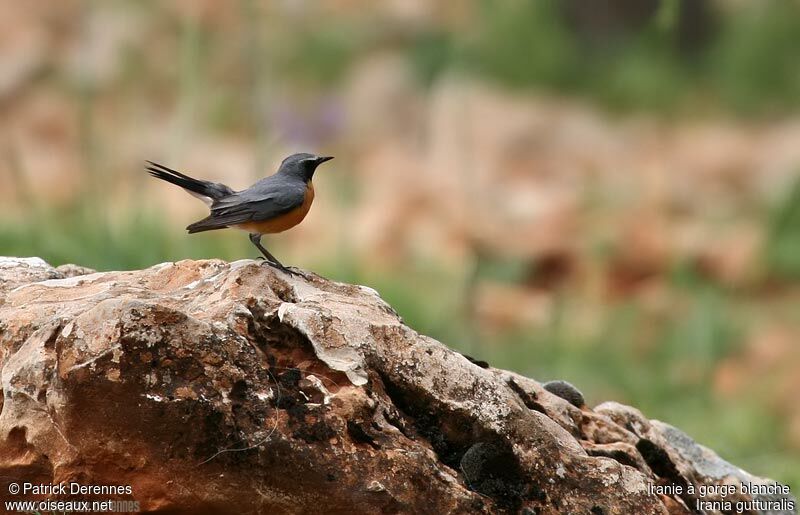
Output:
[0,207,249,272]
[765,177,800,280]
[175,0,800,117]
[407,0,800,116]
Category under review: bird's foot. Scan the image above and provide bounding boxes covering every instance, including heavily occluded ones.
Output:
[277,265,310,279]
[284,266,311,279]
[259,260,308,278]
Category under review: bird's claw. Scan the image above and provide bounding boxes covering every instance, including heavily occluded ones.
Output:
[274,265,310,279]
[281,266,309,279]
[258,260,308,278]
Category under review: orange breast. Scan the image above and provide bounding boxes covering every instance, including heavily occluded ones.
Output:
[235,182,315,234]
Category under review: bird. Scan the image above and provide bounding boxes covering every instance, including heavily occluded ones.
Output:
[145,153,333,274]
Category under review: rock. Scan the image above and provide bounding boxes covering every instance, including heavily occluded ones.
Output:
[0,257,794,514]
[596,402,797,514]
[460,442,529,509]
[54,263,97,278]
[582,441,653,475]
[0,258,97,292]
[543,379,586,408]
[0,257,62,291]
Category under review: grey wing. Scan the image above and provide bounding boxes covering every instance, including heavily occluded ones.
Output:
[186,181,305,233]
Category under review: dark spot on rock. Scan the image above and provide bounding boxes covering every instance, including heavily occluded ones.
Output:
[460,441,529,511]
[278,368,301,388]
[2,426,53,483]
[293,420,336,443]
[231,380,248,401]
[636,439,680,481]
[271,280,297,303]
[528,483,547,502]
[326,473,336,482]
[175,358,205,382]
[382,407,411,437]
[149,306,189,326]
[6,426,29,454]
[245,304,312,356]
[543,380,585,408]
[591,506,604,515]
[379,373,471,469]
[469,497,486,511]
[460,353,490,369]
[507,379,547,414]
[425,349,433,356]
[347,420,380,449]
[585,448,640,470]
[416,412,470,469]
[194,410,240,461]
[204,410,224,429]
[283,399,308,421]
[636,438,693,507]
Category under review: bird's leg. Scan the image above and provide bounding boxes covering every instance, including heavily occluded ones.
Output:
[248,233,301,276]
[249,233,283,266]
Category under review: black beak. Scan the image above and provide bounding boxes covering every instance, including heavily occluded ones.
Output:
[316,156,334,164]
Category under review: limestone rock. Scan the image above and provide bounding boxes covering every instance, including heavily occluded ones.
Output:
[0,257,794,514]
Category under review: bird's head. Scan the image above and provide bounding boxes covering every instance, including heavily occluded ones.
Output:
[278,153,334,182]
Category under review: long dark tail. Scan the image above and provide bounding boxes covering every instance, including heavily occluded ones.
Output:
[145,161,234,200]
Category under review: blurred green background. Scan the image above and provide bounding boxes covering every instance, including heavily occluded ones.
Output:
[1,0,799,489]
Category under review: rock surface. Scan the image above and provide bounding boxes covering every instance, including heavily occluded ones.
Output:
[0,257,794,514]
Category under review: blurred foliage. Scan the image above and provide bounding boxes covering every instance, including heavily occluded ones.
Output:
[407,0,800,115]
[276,24,364,86]
[0,204,250,272]
[765,176,800,280]
[463,1,581,92]
[711,2,800,115]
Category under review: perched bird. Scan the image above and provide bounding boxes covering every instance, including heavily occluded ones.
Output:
[146,153,333,274]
